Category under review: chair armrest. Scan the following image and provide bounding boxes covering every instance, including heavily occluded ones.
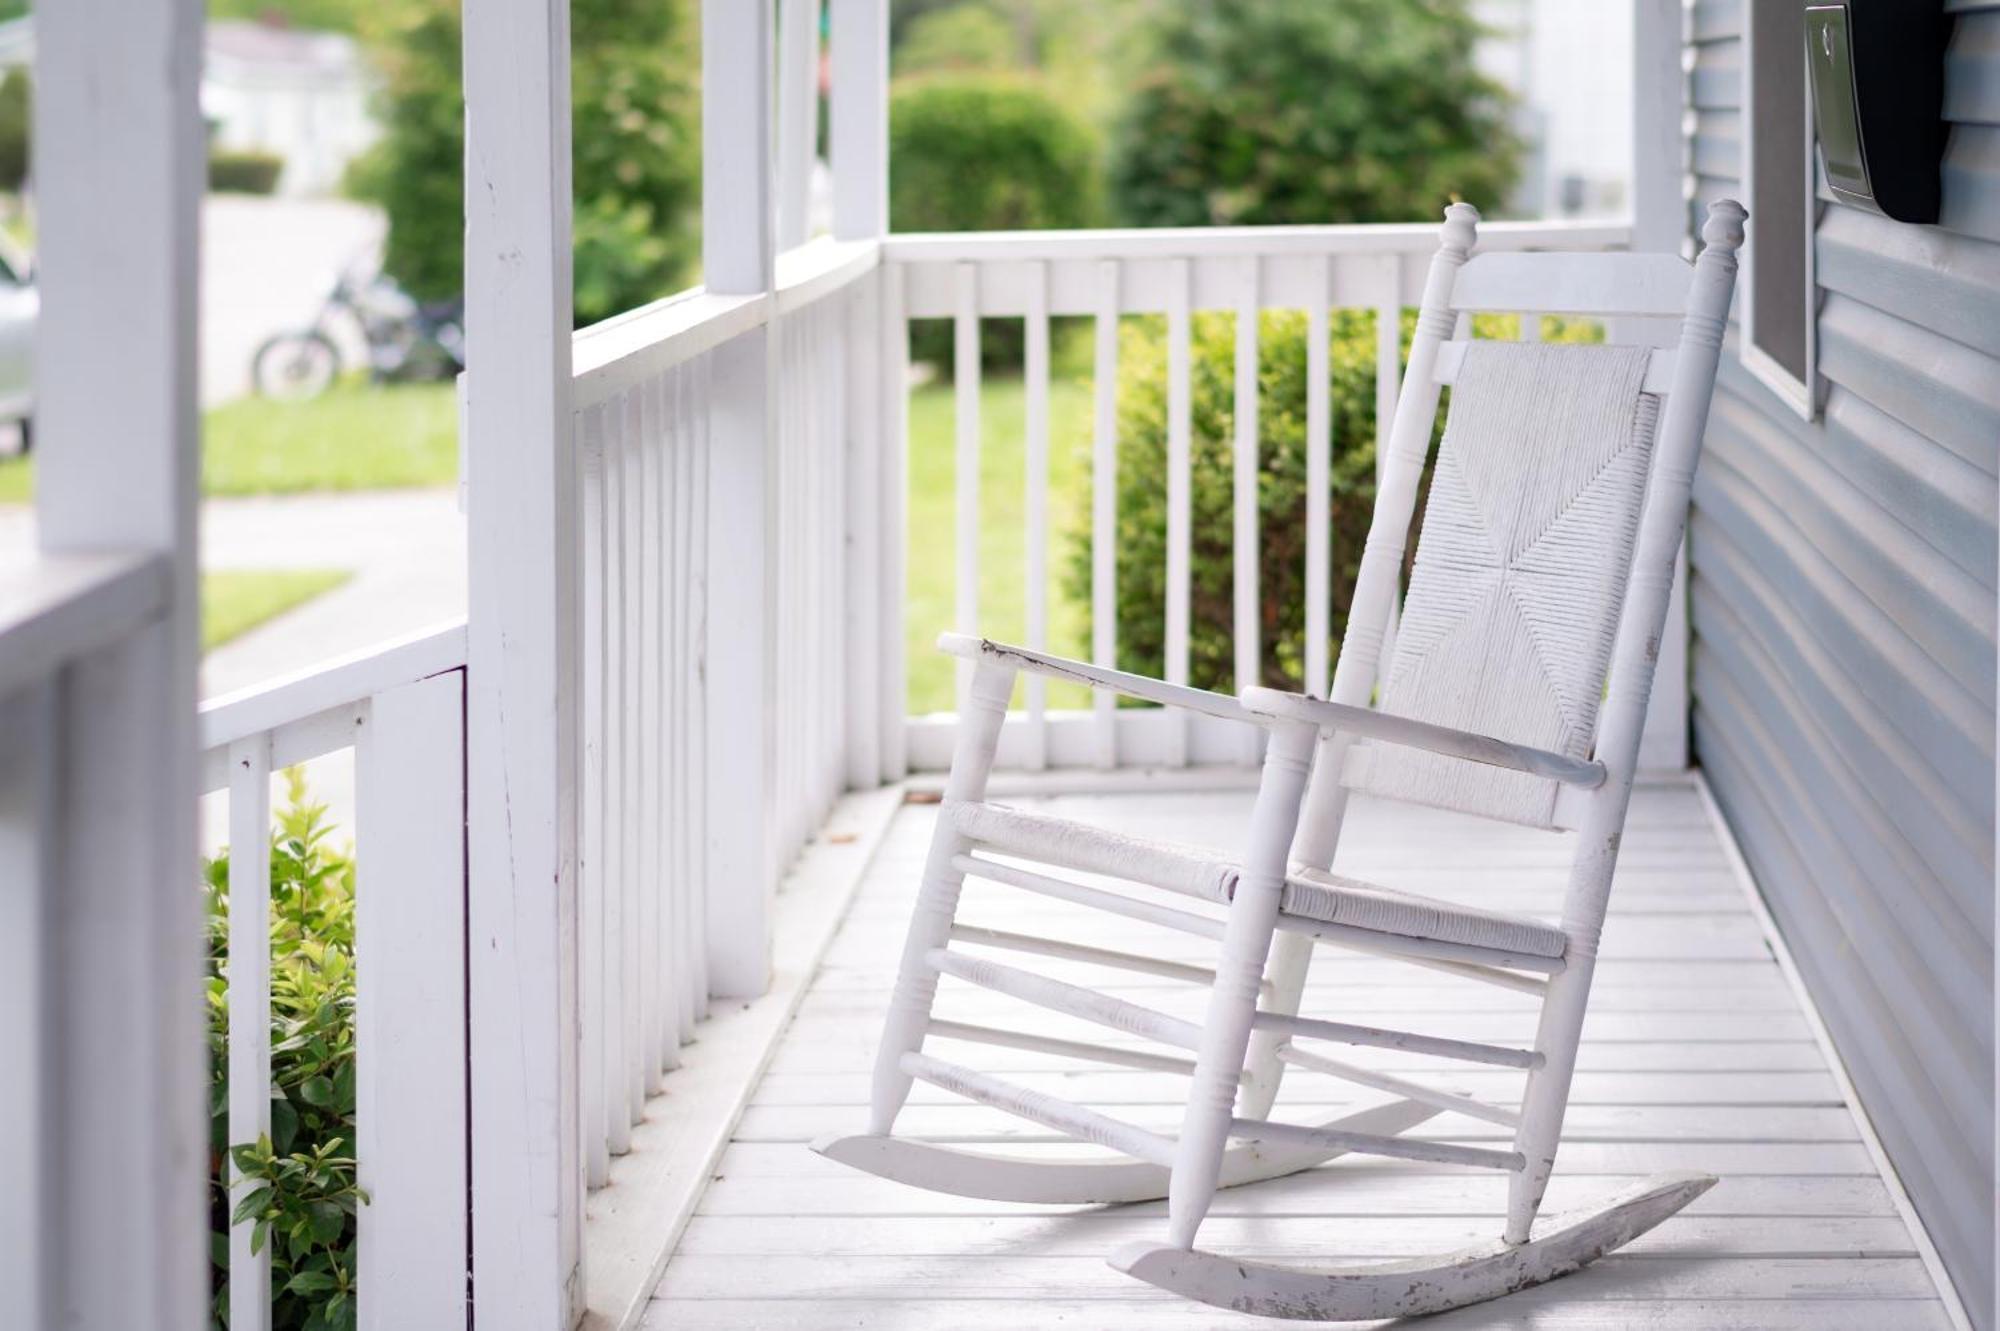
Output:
[937,633,1265,727]
[1238,686,1605,788]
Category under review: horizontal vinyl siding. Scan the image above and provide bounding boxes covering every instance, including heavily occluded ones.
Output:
[1686,5,1998,1323]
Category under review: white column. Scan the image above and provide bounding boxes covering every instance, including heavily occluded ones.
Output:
[776,0,821,250]
[30,1,206,1326]
[830,0,889,241]
[462,0,583,1324]
[1632,0,1691,774]
[832,0,889,789]
[703,0,780,997]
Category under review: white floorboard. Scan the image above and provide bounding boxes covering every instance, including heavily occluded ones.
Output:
[642,782,1951,1328]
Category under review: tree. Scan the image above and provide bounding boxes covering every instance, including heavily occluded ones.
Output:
[349,0,699,328]
[1110,0,1519,228]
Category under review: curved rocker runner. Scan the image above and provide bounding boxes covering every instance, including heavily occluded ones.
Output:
[819,199,1746,1320]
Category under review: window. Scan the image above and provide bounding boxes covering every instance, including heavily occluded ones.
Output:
[1741,0,1819,418]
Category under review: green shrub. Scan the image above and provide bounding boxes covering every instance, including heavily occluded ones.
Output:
[1066,312,1598,693]
[349,0,700,327]
[210,149,287,196]
[207,771,364,1331]
[0,69,29,193]
[895,3,1017,76]
[892,74,1101,367]
[1110,0,1518,228]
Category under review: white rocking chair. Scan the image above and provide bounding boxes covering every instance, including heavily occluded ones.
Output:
[818,199,1746,1321]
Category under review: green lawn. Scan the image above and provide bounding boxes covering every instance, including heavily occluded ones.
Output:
[0,380,458,503]
[202,568,352,651]
[905,374,1097,715]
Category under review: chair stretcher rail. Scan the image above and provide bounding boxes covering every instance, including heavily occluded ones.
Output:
[927,948,1202,1051]
[1227,1116,1524,1172]
[948,923,1222,987]
[927,1019,1203,1077]
[1254,1010,1544,1070]
[901,1052,1177,1166]
[952,853,1227,940]
[1276,1044,1521,1127]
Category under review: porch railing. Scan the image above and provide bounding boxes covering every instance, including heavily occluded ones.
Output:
[197,623,469,1331]
[885,218,1633,772]
[565,235,890,1201]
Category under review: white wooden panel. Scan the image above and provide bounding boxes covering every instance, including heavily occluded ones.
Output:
[0,686,52,1331]
[1232,258,1261,737]
[225,736,274,1331]
[844,273,885,787]
[463,0,583,1316]
[953,263,982,712]
[1304,260,1332,700]
[621,406,650,1117]
[1024,262,1052,771]
[355,672,469,1331]
[775,0,820,250]
[879,262,911,780]
[1164,259,1193,768]
[1452,252,1695,317]
[1090,261,1121,771]
[32,0,205,1322]
[604,425,634,1153]
[579,417,611,1186]
[829,0,888,241]
[705,327,777,997]
[1374,268,1405,676]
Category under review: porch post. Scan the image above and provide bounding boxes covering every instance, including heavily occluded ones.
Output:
[832,0,892,789]
[703,0,780,996]
[1632,0,1691,773]
[23,1,206,1325]
[462,0,584,1324]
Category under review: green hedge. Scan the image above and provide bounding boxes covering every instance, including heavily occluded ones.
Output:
[210,149,286,196]
[892,74,1101,369]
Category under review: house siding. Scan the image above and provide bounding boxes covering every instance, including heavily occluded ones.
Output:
[1686,3,1999,1322]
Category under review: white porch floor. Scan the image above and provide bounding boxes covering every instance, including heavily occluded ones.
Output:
[643,777,1953,1329]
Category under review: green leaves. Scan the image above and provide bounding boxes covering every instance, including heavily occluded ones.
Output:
[206,771,365,1330]
[1109,0,1520,229]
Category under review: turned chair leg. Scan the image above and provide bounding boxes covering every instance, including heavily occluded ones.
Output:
[1505,947,1598,1244]
[867,661,1015,1135]
[1166,721,1318,1249]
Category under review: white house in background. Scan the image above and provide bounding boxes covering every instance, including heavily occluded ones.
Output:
[0,14,378,198]
[1476,0,1635,219]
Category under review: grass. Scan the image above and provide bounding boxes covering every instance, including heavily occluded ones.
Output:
[0,380,459,504]
[202,568,352,652]
[905,373,1097,715]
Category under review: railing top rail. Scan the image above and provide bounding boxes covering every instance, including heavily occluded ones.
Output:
[0,551,169,698]
[571,236,879,408]
[199,617,468,755]
[882,218,1634,264]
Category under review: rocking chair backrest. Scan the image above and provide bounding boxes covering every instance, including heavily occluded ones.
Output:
[1346,341,1662,827]
[1313,201,1745,836]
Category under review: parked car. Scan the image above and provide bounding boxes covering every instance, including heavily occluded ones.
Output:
[0,229,37,452]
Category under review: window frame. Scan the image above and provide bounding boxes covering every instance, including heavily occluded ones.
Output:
[1739,2,1822,421]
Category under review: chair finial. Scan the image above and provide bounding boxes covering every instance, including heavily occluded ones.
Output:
[1440,202,1480,258]
[1700,199,1746,254]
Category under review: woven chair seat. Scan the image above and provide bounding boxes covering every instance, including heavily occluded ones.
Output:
[944,799,1568,961]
